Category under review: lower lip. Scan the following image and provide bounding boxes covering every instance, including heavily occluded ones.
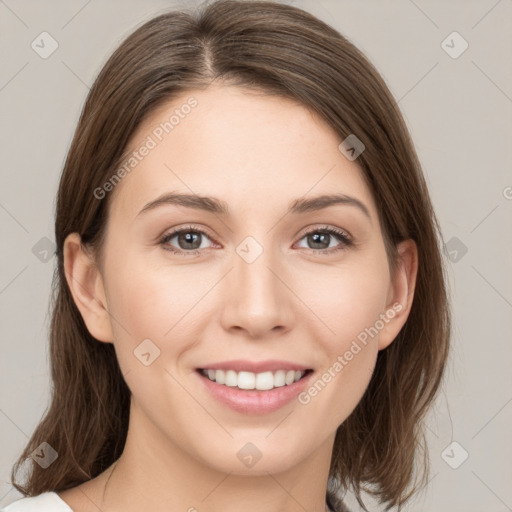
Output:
[196,370,314,414]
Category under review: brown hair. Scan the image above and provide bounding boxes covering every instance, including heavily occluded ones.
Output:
[11,1,451,510]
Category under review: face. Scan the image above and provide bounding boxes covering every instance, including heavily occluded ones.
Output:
[66,85,415,477]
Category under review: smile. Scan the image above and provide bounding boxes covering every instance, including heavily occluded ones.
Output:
[199,368,312,391]
[195,368,315,414]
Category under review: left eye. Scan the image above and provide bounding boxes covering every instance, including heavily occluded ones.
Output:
[295,227,352,252]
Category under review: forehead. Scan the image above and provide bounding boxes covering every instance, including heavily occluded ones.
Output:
[108,85,377,224]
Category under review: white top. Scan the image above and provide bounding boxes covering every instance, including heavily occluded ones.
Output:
[1,492,72,511]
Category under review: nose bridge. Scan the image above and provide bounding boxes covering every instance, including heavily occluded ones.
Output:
[220,235,293,336]
[237,248,280,304]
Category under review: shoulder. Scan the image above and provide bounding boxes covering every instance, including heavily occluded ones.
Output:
[0,492,73,512]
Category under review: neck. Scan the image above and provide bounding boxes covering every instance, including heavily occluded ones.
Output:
[102,399,335,512]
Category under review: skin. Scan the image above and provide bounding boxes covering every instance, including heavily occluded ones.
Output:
[61,85,417,512]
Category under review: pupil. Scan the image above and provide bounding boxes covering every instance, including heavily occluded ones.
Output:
[180,231,200,249]
[310,232,329,249]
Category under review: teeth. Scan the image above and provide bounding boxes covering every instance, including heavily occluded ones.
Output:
[201,369,307,390]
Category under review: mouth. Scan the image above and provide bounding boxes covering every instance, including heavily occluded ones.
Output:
[194,366,315,414]
[195,368,314,391]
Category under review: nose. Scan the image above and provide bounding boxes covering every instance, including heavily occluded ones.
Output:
[219,247,295,339]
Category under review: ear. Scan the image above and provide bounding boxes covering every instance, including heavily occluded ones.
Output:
[63,232,113,343]
[378,239,418,351]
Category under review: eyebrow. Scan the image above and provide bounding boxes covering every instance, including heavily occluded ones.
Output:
[137,191,371,221]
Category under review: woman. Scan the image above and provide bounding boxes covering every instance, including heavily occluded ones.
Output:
[4,1,451,511]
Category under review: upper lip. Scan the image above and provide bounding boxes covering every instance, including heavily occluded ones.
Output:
[197,359,312,373]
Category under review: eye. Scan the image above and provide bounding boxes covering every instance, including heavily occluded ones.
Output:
[158,225,216,257]
[295,225,353,254]
[158,224,353,257]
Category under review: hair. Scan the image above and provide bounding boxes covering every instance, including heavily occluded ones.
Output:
[11,1,451,510]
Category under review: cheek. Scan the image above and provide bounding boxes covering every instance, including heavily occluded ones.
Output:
[103,258,203,413]
[294,254,389,416]
[102,251,209,372]
[300,254,390,349]
[106,242,211,327]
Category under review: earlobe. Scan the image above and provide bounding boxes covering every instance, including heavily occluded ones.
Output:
[378,239,418,351]
[63,232,113,343]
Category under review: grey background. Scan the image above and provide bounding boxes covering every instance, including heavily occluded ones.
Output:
[1,0,511,510]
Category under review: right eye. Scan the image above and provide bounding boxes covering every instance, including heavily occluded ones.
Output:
[158,225,217,256]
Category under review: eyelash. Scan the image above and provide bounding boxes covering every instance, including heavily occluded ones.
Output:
[158,224,353,257]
